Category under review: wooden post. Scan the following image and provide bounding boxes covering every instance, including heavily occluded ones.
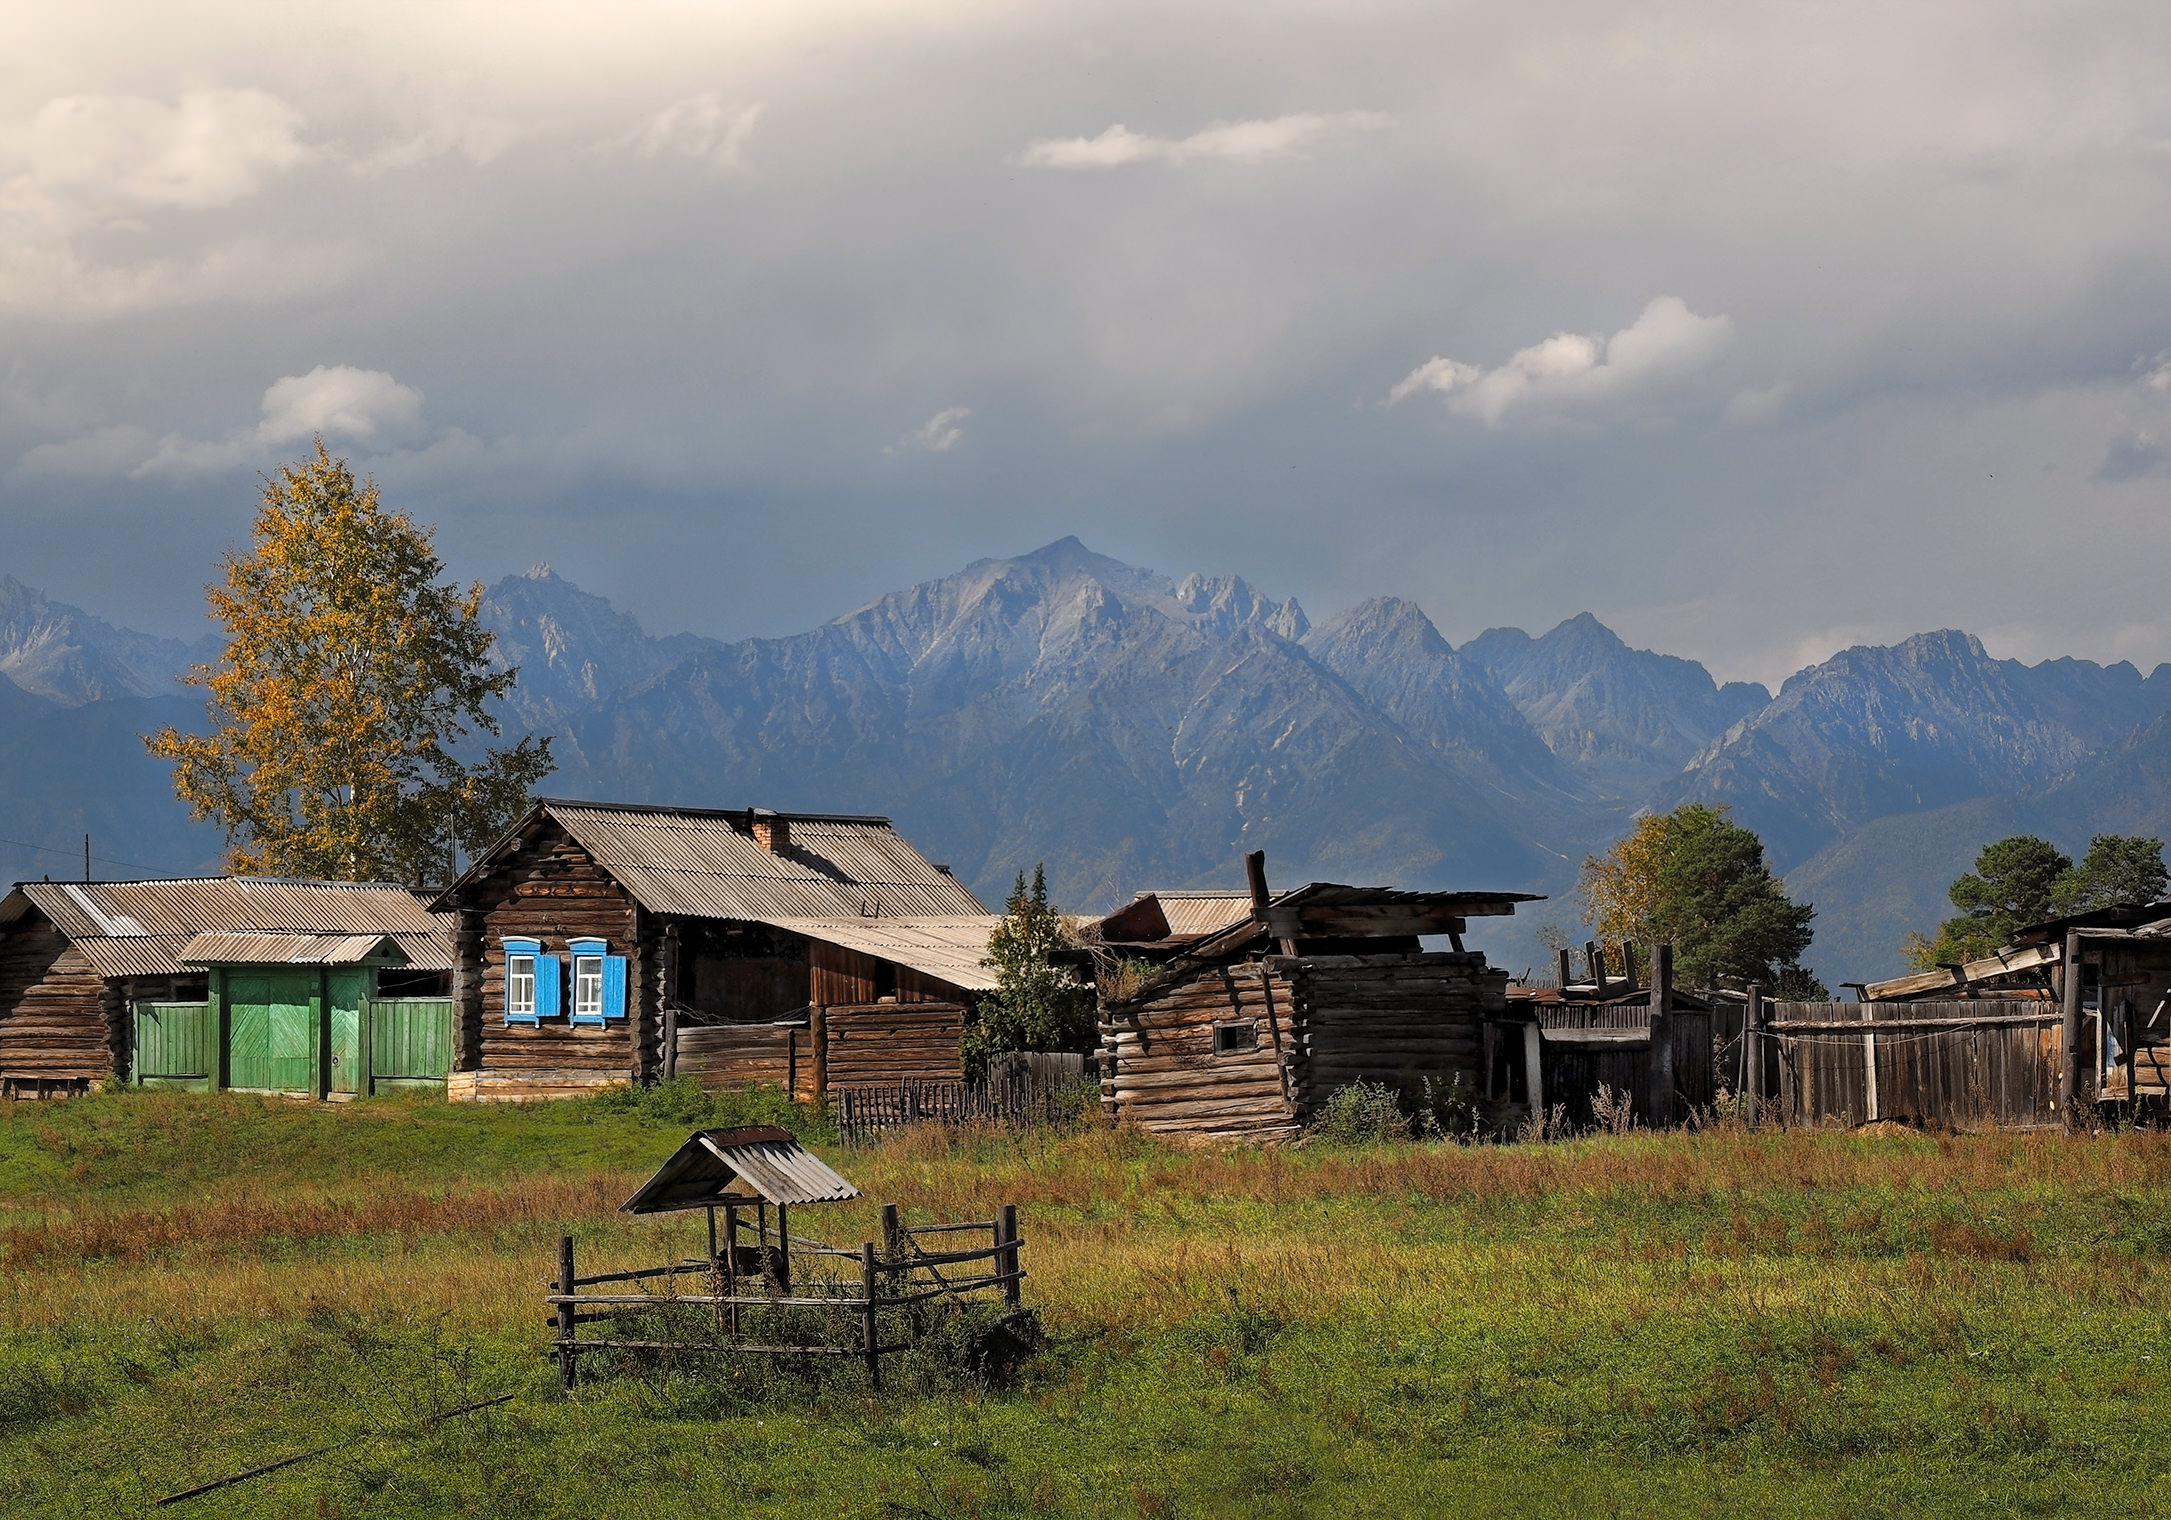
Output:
[1245,850,1271,910]
[706,1205,717,1260]
[1522,1021,1545,1124]
[776,1202,792,1295]
[882,1202,901,1263]
[2060,931,2083,1119]
[1623,943,1638,992]
[1001,1203,1021,1309]
[860,1242,881,1391]
[1558,948,1574,993]
[1862,1000,1880,1124]
[556,1235,577,1392]
[723,1203,740,1339]
[1648,944,1675,1127]
[1586,942,1606,995]
[1744,983,1763,1123]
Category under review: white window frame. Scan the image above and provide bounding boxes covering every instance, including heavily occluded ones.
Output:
[508,955,537,1020]
[573,953,604,1021]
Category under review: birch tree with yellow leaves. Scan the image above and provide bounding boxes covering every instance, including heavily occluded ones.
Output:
[147,441,553,883]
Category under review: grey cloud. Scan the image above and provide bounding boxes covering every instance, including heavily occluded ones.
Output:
[0,1,2169,689]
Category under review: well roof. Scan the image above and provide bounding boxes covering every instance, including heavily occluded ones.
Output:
[620,1126,862,1213]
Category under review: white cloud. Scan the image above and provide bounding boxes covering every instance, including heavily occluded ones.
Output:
[1020,111,1389,170]
[20,90,307,210]
[1389,297,1736,426]
[257,365,423,445]
[891,405,971,454]
[18,364,432,477]
[629,93,764,173]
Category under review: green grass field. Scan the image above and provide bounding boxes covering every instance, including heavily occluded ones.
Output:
[6,1087,2171,1518]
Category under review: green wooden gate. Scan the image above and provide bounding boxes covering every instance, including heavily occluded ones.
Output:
[327,970,365,1097]
[132,1002,214,1091]
[224,969,318,1094]
[367,998,452,1094]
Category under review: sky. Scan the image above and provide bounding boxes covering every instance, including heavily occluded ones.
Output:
[4,0,2171,688]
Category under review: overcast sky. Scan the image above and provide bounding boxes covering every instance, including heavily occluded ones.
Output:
[4,1,2170,687]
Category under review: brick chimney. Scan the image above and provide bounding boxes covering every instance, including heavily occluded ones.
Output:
[750,808,791,856]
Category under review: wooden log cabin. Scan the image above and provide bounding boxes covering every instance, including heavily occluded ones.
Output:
[431,800,996,1102]
[0,877,451,1098]
[1095,865,1539,1139]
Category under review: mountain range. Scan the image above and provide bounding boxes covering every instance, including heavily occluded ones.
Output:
[5,539,2168,982]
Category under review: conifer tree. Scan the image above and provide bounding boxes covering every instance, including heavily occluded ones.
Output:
[964,863,1095,1073]
[146,441,552,883]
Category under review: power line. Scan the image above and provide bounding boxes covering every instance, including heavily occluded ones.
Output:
[0,833,194,875]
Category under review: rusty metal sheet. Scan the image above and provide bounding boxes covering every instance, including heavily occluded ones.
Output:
[620,1126,861,1213]
[543,802,988,922]
[759,916,1000,991]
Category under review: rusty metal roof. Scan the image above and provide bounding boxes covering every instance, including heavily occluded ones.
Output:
[620,1126,862,1213]
[0,877,453,980]
[1155,893,1256,939]
[179,931,415,967]
[760,915,1001,991]
[444,799,987,921]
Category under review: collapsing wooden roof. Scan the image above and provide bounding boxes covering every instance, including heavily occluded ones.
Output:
[620,1126,862,1214]
[1858,900,2171,1002]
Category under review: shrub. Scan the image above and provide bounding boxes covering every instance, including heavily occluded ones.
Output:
[1312,1081,1410,1145]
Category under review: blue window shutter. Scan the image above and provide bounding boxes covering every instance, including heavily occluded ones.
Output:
[535,954,562,1018]
[603,955,628,1021]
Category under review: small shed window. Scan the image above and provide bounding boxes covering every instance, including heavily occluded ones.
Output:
[567,937,629,1025]
[1214,1020,1259,1055]
[504,938,547,1025]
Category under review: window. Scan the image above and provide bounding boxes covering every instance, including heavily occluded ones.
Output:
[568,938,629,1025]
[1214,1020,1259,1055]
[504,938,549,1025]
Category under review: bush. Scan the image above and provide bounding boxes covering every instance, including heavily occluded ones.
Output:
[1311,1081,1411,1145]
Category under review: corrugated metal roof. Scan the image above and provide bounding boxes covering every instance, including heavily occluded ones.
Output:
[0,878,453,979]
[179,931,414,966]
[620,1126,862,1213]
[533,801,987,921]
[1153,893,1255,939]
[760,915,1001,991]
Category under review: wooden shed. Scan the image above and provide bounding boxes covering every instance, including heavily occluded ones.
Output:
[0,877,451,1099]
[430,800,996,1102]
[1096,870,1538,1139]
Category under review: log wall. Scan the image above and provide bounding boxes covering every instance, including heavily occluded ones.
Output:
[456,820,643,1100]
[0,910,116,1091]
[1099,951,1505,1140]
[823,1002,966,1089]
[672,1021,819,1102]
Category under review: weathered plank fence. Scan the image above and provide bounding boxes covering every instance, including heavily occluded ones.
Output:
[547,1202,1025,1390]
[1766,999,2061,1128]
[833,1057,1086,1145]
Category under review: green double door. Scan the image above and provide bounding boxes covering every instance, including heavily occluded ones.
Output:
[223,969,366,1097]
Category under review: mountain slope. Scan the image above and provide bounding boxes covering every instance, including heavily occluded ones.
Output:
[0,577,207,704]
[1673,631,2171,872]
[480,565,721,730]
[555,539,1567,911]
[1462,613,1769,796]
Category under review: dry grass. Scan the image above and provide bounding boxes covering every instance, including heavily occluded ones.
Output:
[5,1095,2171,1516]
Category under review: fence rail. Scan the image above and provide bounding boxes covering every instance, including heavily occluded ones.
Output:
[548,1201,1025,1391]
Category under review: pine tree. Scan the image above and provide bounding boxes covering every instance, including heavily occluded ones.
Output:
[964,863,1095,1074]
[146,441,553,883]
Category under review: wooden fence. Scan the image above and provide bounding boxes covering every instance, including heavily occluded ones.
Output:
[834,1059,1086,1146]
[1766,999,2061,1128]
[547,1203,1024,1390]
